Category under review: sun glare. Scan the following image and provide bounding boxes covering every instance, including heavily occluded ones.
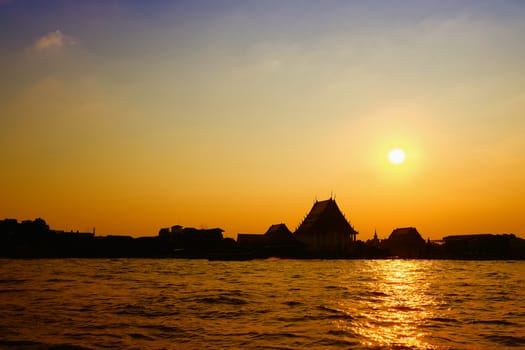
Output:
[388,148,406,165]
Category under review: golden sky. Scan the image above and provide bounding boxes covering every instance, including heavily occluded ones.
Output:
[1,1,525,239]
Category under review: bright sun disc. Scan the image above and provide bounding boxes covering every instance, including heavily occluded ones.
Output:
[388,148,405,164]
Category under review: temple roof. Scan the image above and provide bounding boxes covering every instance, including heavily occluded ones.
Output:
[265,224,292,237]
[295,198,356,235]
[387,227,424,243]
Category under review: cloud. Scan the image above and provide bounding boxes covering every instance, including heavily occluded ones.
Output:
[34,30,76,50]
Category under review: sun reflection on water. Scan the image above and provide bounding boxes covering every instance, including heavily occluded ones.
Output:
[336,260,439,349]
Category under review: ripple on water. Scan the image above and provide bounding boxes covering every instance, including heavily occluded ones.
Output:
[426,317,460,324]
[323,285,347,291]
[114,303,180,318]
[128,333,155,341]
[0,278,26,284]
[365,290,390,297]
[483,334,525,347]
[199,310,247,320]
[317,305,354,319]
[390,305,423,312]
[0,340,94,350]
[468,319,518,326]
[282,300,303,307]
[198,296,249,305]
[310,337,360,348]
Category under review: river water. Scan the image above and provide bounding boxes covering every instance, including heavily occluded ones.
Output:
[1,259,524,350]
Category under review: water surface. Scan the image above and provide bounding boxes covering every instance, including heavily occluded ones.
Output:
[1,259,524,349]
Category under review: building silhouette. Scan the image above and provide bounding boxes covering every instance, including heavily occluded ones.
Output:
[237,223,298,248]
[294,198,357,254]
[383,227,426,258]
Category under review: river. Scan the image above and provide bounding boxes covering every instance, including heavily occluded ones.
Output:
[1,259,524,349]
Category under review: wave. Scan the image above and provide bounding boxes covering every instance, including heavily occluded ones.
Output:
[128,333,155,341]
[282,300,303,307]
[483,334,525,347]
[310,337,360,348]
[113,304,180,317]
[0,340,93,350]
[426,317,460,324]
[468,319,518,326]
[0,278,26,284]
[198,296,248,305]
[388,305,422,312]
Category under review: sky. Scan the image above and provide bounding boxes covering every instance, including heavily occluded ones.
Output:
[1,0,525,240]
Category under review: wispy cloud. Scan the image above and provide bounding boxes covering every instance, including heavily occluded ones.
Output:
[34,30,76,50]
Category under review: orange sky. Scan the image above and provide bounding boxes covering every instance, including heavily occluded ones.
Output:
[1,1,525,240]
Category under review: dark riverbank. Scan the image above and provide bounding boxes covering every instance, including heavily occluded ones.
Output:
[2,218,525,260]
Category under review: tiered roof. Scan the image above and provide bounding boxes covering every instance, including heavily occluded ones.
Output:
[295,198,356,236]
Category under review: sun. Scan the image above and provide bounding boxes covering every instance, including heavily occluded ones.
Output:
[388,148,406,165]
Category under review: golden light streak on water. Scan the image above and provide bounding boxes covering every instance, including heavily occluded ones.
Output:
[337,260,439,349]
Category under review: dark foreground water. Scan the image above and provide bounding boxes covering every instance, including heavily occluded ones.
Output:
[1,259,524,350]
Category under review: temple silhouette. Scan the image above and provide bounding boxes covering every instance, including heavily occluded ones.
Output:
[295,198,358,254]
[382,227,427,258]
